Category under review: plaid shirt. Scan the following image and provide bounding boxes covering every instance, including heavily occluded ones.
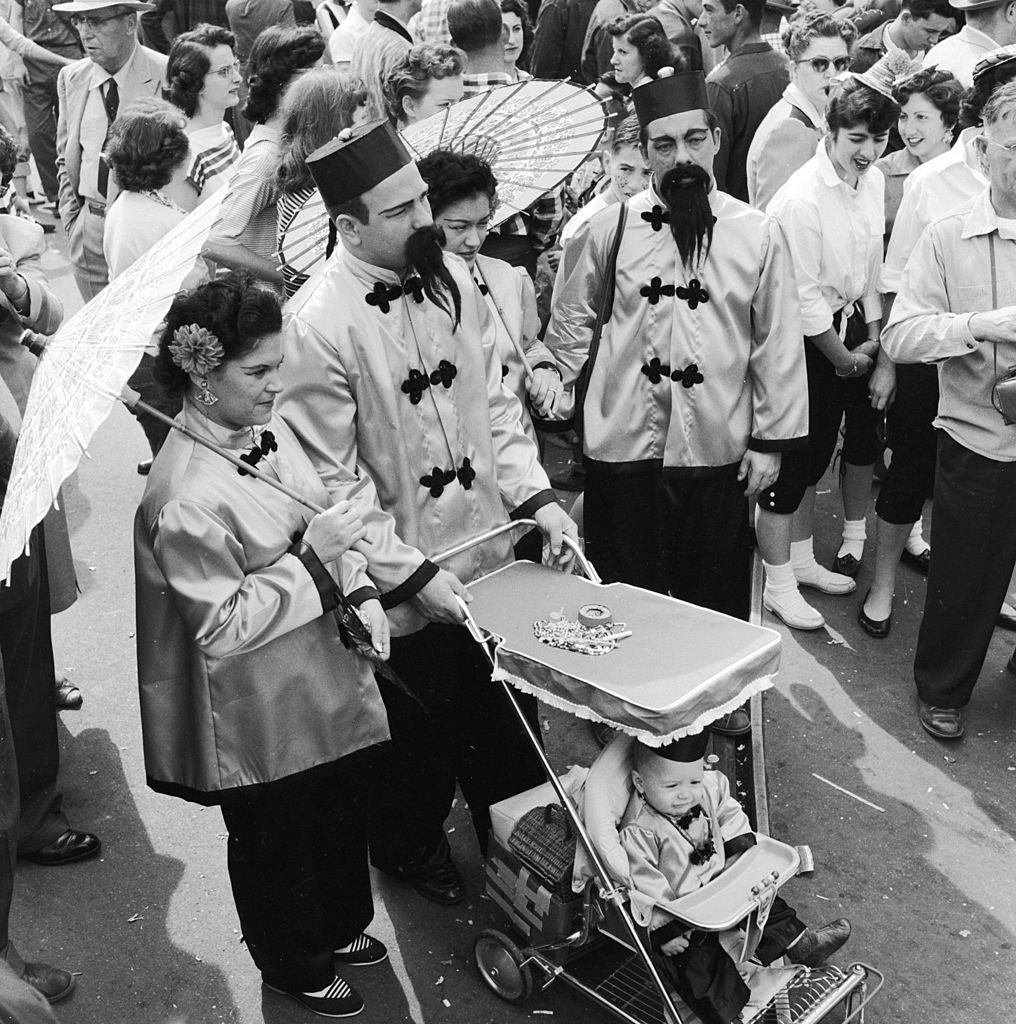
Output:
[460,73,564,252]
[411,0,452,44]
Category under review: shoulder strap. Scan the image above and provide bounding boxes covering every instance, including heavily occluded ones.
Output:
[787,104,814,128]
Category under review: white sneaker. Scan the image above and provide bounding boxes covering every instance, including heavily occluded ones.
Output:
[763,585,825,630]
[794,562,857,596]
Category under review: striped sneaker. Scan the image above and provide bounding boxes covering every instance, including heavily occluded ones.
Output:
[334,933,388,966]
[265,976,364,1018]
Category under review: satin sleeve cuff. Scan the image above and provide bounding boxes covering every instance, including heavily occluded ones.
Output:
[748,434,810,453]
[649,918,691,950]
[723,832,757,858]
[532,360,562,378]
[512,489,558,520]
[348,586,381,606]
[379,558,440,610]
[288,538,339,614]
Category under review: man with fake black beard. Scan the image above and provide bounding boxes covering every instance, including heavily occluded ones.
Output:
[546,68,808,703]
[278,121,577,906]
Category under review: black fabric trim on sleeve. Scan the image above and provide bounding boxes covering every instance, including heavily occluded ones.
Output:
[649,918,691,950]
[379,559,440,610]
[747,435,810,454]
[347,586,380,607]
[512,489,558,520]
[530,413,573,433]
[288,538,339,614]
[531,360,562,378]
[723,832,758,858]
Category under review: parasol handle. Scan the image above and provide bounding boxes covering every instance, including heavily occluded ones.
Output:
[119,386,328,516]
[20,329,48,358]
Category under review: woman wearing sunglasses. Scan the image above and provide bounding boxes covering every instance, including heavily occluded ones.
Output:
[163,24,242,200]
[746,10,856,210]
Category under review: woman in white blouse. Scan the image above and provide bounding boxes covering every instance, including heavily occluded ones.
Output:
[755,73,898,631]
[163,24,243,200]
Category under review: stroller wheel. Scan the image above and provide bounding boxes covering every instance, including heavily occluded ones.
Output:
[473,929,533,1003]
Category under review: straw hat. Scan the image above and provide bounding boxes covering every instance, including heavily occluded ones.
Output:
[52,0,155,13]
[854,50,923,99]
[973,44,1016,83]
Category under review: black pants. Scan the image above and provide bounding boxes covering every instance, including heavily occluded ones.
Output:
[659,895,805,1024]
[914,432,1016,709]
[369,623,545,868]
[583,462,751,620]
[875,363,938,524]
[0,660,17,956]
[23,61,63,202]
[218,758,375,993]
[0,532,69,854]
[760,341,880,514]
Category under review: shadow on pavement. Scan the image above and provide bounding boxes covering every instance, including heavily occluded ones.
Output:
[13,725,239,1024]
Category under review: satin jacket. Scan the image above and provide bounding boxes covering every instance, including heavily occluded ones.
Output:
[134,403,390,803]
[545,186,809,473]
[620,770,752,928]
[279,247,557,636]
[473,253,561,444]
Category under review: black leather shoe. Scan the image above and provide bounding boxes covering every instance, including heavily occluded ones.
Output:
[22,961,76,1004]
[24,829,101,866]
[788,919,851,968]
[918,703,963,740]
[857,590,891,639]
[832,553,861,578]
[900,548,931,575]
[374,837,465,905]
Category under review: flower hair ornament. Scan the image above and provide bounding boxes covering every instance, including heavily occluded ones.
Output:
[168,324,225,406]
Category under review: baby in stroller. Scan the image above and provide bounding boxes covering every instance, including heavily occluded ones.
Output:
[620,729,851,1024]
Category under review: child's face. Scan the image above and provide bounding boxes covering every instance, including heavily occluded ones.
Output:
[605,144,651,200]
[633,755,706,818]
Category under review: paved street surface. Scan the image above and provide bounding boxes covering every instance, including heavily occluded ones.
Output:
[11,227,1016,1024]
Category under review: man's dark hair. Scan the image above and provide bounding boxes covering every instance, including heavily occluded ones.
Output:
[156,271,283,395]
[448,0,503,53]
[163,23,236,118]
[826,77,899,134]
[902,0,954,20]
[417,150,497,217]
[715,0,766,28]
[241,26,326,125]
[105,98,190,193]
[331,196,371,223]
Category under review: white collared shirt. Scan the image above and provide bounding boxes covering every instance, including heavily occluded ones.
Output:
[922,24,997,88]
[767,139,885,335]
[884,187,1016,461]
[880,126,986,293]
[79,44,139,203]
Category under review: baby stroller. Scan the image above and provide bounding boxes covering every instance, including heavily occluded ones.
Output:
[435,520,885,1024]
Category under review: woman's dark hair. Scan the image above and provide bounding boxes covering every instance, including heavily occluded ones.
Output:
[826,77,899,135]
[417,149,498,217]
[383,43,465,125]
[607,14,674,79]
[0,124,18,188]
[781,9,856,62]
[163,23,236,118]
[241,25,325,125]
[499,0,533,69]
[448,0,503,53]
[277,69,367,195]
[156,271,283,395]
[105,98,190,193]
[958,58,1016,131]
[892,67,963,128]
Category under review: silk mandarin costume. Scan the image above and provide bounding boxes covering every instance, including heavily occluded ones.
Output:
[278,122,554,880]
[135,399,390,994]
[546,73,807,616]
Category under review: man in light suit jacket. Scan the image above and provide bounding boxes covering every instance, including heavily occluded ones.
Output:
[52,0,166,299]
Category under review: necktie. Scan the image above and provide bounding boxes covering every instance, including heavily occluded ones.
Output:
[97,78,119,199]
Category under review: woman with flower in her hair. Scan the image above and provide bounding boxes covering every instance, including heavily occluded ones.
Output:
[134,271,393,1019]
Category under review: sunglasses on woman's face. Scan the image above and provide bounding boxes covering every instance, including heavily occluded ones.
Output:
[796,56,851,73]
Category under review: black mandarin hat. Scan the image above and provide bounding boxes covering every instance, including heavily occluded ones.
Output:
[307,120,412,210]
[655,727,711,762]
[632,69,710,128]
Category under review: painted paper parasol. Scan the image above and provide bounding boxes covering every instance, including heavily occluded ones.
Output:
[276,78,608,282]
[0,192,226,583]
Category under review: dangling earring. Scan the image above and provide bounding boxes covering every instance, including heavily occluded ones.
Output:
[197,379,218,406]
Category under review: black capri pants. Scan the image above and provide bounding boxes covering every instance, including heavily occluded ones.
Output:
[875,363,938,525]
[758,333,880,515]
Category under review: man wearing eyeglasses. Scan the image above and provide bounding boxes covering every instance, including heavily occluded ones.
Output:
[50,0,166,299]
[883,80,1016,740]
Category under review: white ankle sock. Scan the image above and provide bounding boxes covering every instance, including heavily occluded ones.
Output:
[790,538,817,571]
[905,518,930,556]
[763,560,797,592]
[837,519,867,560]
